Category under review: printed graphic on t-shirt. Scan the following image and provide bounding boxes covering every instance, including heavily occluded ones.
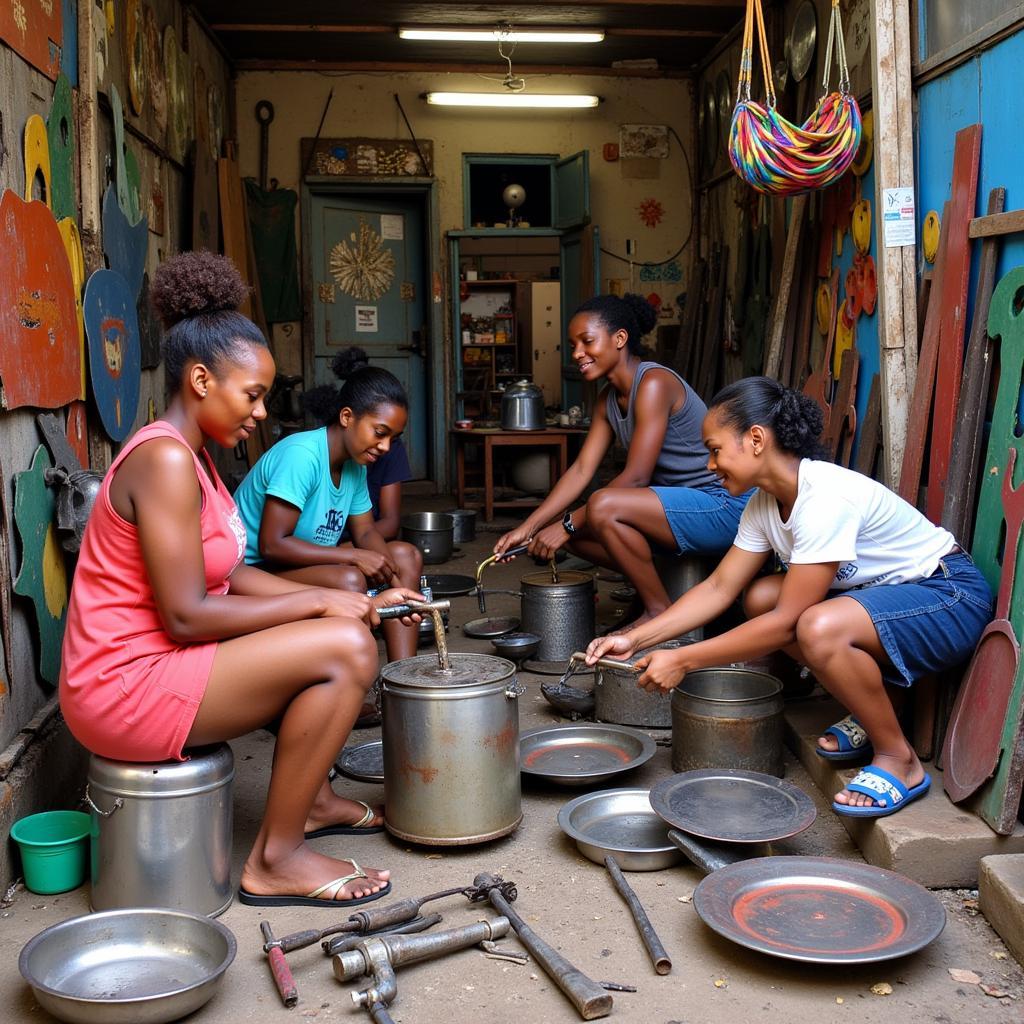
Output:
[313,508,347,545]
[226,505,247,565]
[834,563,858,583]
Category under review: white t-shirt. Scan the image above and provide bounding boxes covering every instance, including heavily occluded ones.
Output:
[733,460,957,590]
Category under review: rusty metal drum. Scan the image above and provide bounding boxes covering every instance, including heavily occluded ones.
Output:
[595,639,693,728]
[381,653,523,845]
[520,570,595,663]
[670,667,785,777]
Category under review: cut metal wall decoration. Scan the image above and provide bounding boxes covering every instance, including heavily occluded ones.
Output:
[46,74,76,220]
[125,0,147,116]
[301,137,434,177]
[145,4,167,136]
[0,0,63,80]
[638,197,665,228]
[23,114,51,202]
[101,185,147,299]
[329,220,396,302]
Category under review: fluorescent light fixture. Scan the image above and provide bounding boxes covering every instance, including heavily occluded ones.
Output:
[400,27,604,44]
[425,92,600,109]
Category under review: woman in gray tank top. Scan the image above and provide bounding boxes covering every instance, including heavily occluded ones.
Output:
[494,293,750,630]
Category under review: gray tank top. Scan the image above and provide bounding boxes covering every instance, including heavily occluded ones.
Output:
[605,361,717,488]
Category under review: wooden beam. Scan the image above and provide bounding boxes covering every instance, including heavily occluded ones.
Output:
[234,59,691,77]
[870,0,918,487]
[763,194,807,380]
[969,208,1024,239]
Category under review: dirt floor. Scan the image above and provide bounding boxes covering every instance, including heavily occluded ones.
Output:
[2,501,1023,1023]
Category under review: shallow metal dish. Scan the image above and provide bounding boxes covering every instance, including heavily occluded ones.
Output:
[558,788,682,871]
[650,768,816,844]
[423,573,476,598]
[693,855,946,964]
[520,724,657,786]
[491,632,541,662]
[20,907,236,1024]
[463,615,520,639]
[336,739,384,783]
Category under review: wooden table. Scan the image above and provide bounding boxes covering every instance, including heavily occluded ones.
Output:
[451,427,582,521]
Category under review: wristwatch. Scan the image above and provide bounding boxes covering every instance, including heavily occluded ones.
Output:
[561,510,576,536]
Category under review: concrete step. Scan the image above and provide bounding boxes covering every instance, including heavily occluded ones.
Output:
[979,854,1024,965]
[784,697,1024,888]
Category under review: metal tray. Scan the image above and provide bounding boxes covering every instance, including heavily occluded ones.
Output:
[650,769,816,844]
[424,573,476,598]
[462,615,520,639]
[520,724,656,786]
[693,856,946,964]
[557,788,682,871]
[523,657,575,676]
[335,740,384,783]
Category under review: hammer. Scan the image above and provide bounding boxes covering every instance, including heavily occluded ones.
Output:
[260,921,298,1008]
[472,873,612,1020]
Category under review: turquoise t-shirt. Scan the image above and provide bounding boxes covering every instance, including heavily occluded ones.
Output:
[234,426,372,564]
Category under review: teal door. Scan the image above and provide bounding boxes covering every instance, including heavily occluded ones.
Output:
[560,224,601,408]
[310,194,428,478]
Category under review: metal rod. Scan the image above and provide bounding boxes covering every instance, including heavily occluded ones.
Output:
[376,598,450,621]
[603,855,672,975]
[570,651,640,674]
[393,93,429,175]
[475,545,528,613]
[323,913,442,956]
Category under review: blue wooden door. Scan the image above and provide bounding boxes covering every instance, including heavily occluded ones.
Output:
[310,194,428,478]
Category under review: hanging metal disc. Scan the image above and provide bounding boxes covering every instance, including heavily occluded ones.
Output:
[715,69,732,148]
[700,84,719,173]
[788,0,818,84]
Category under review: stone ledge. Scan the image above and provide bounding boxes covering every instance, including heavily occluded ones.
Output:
[979,854,1024,965]
[784,697,1024,888]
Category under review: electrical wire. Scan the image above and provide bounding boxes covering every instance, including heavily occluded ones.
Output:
[600,124,693,267]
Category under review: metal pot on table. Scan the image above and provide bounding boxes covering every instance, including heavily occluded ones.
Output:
[500,380,546,431]
[401,512,455,564]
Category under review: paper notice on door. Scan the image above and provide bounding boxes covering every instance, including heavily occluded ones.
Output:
[380,214,404,240]
[355,306,378,332]
[882,187,916,248]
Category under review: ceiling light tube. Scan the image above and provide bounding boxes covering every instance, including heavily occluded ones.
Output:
[400,27,604,44]
[424,92,600,109]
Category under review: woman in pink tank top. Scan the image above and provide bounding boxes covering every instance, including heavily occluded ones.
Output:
[60,252,423,909]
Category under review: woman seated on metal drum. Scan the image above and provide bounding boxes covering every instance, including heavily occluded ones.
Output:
[586,376,993,819]
[234,365,423,665]
[494,292,750,630]
[60,252,422,908]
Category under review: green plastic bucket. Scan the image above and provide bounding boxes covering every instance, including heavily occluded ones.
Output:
[10,810,90,894]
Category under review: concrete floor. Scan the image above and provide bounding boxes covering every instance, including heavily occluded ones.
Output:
[3,504,1023,1023]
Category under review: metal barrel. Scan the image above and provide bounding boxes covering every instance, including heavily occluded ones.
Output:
[520,571,595,663]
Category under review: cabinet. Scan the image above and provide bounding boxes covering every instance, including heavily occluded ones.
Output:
[459,282,517,406]
[527,282,561,404]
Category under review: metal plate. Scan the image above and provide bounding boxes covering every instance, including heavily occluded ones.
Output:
[336,740,383,783]
[462,615,519,639]
[715,69,732,148]
[693,856,946,964]
[788,0,818,83]
[520,724,656,786]
[699,84,719,171]
[523,658,577,676]
[650,769,816,844]
[424,573,476,597]
[558,787,682,871]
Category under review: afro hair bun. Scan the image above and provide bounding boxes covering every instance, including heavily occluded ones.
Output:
[621,292,658,337]
[150,251,250,328]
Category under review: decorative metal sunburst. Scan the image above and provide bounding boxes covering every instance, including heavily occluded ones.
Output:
[329,220,395,301]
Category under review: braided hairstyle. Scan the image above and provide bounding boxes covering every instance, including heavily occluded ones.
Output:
[572,293,658,355]
[150,251,266,394]
[709,376,827,460]
[301,366,408,426]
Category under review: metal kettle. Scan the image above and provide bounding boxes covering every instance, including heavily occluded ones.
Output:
[500,380,546,431]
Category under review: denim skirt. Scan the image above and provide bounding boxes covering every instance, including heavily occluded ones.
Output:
[838,553,994,686]
[652,484,752,555]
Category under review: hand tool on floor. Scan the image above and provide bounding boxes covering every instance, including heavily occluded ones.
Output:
[260,885,470,1004]
[334,917,512,1024]
[603,855,672,975]
[376,598,450,620]
[323,913,442,956]
[472,873,613,1020]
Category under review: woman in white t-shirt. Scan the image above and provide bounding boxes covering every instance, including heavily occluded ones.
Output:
[587,376,993,819]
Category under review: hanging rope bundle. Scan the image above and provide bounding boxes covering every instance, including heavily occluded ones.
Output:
[728,0,862,195]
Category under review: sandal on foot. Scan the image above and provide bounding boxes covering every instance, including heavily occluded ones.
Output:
[305,799,384,839]
[832,766,931,818]
[815,714,874,762]
[238,861,392,908]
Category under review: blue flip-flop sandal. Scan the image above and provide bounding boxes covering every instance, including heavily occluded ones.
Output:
[832,765,931,818]
[816,714,874,762]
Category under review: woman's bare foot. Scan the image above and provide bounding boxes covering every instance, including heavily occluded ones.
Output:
[306,789,384,833]
[241,844,390,901]
[833,748,925,809]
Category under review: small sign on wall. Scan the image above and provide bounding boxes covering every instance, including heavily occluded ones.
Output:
[381,214,404,240]
[355,305,378,332]
[882,187,915,248]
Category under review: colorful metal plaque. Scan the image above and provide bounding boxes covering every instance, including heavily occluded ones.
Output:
[23,115,51,203]
[101,185,147,299]
[47,73,76,220]
[84,269,142,441]
[125,0,147,115]
[0,0,63,81]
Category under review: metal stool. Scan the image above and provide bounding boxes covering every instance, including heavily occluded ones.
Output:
[86,743,235,917]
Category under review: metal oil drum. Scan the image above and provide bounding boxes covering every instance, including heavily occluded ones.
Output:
[87,743,234,917]
[520,570,595,663]
[595,639,693,728]
[670,667,784,777]
[381,653,523,845]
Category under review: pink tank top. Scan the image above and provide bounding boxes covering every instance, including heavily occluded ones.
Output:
[59,421,247,761]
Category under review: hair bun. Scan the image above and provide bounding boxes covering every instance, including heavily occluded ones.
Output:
[622,292,658,337]
[150,251,250,328]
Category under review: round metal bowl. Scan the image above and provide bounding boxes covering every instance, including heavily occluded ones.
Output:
[520,723,657,786]
[20,908,236,1024]
[558,788,683,871]
[491,632,541,662]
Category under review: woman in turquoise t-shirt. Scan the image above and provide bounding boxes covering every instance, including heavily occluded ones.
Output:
[235,367,423,662]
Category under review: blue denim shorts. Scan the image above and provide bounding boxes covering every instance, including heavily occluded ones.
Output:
[837,552,994,686]
[651,484,752,555]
